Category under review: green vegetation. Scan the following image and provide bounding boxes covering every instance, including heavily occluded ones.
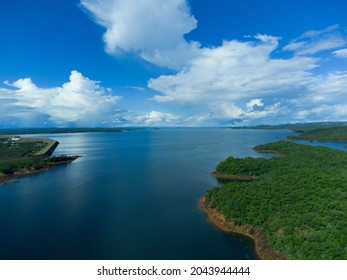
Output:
[0,137,78,181]
[205,141,347,259]
[0,138,48,158]
[216,156,272,177]
[46,155,76,164]
[0,155,77,176]
[0,158,46,175]
[235,121,347,133]
[288,126,347,142]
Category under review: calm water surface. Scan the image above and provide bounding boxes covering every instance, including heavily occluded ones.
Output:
[0,128,296,259]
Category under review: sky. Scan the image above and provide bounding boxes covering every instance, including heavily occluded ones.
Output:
[1,0,347,127]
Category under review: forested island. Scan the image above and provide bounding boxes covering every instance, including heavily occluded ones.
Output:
[202,140,347,259]
[0,136,78,184]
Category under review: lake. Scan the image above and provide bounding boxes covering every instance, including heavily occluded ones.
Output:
[0,128,296,259]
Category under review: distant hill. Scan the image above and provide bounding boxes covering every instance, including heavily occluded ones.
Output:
[288,126,347,142]
[0,127,129,135]
[234,121,347,133]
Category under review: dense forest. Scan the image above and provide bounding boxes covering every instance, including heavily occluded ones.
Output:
[205,141,347,259]
[288,126,347,142]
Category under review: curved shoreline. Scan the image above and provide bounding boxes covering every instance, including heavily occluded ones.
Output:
[199,196,288,260]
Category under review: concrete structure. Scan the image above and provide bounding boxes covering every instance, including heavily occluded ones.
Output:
[1,136,59,157]
[30,138,59,156]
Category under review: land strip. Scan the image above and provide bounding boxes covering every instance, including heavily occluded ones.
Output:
[0,136,78,184]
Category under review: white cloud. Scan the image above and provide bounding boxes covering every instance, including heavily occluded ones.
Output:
[297,37,345,55]
[0,72,193,127]
[284,70,347,122]
[246,99,264,110]
[146,32,347,125]
[294,104,347,122]
[306,71,347,104]
[124,110,183,126]
[80,0,347,126]
[4,78,38,91]
[149,36,317,105]
[333,48,347,58]
[211,102,245,119]
[80,0,200,69]
[133,110,181,126]
[283,24,346,55]
[0,71,122,126]
[297,24,339,40]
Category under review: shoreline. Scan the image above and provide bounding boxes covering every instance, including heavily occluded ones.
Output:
[46,155,80,166]
[199,196,288,260]
[0,156,80,185]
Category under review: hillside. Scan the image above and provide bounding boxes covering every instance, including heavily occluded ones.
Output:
[234,121,347,133]
[288,126,347,142]
[204,141,347,259]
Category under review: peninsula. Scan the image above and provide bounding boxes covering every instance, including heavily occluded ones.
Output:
[0,136,78,184]
[202,140,347,259]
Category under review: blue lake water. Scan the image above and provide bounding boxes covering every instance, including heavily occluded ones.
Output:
[1,128,342,260]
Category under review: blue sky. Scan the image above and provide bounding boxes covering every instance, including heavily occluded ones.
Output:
[1,0,347,127]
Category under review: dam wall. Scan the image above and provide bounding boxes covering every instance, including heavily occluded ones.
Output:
[33,139,59,156]
[13,137,60,157]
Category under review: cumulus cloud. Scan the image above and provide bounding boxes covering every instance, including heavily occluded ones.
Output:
[80,0,200,69]
[284,70,347,122]
[146,31,347,125]
[132,110,181,126]
[0,71,122,126]
[246,99,264,110]
[305,71,347,107]
[0,71,192,127]
[80,0,347,126]
[148,35,317,109]
[283,24,347,55]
